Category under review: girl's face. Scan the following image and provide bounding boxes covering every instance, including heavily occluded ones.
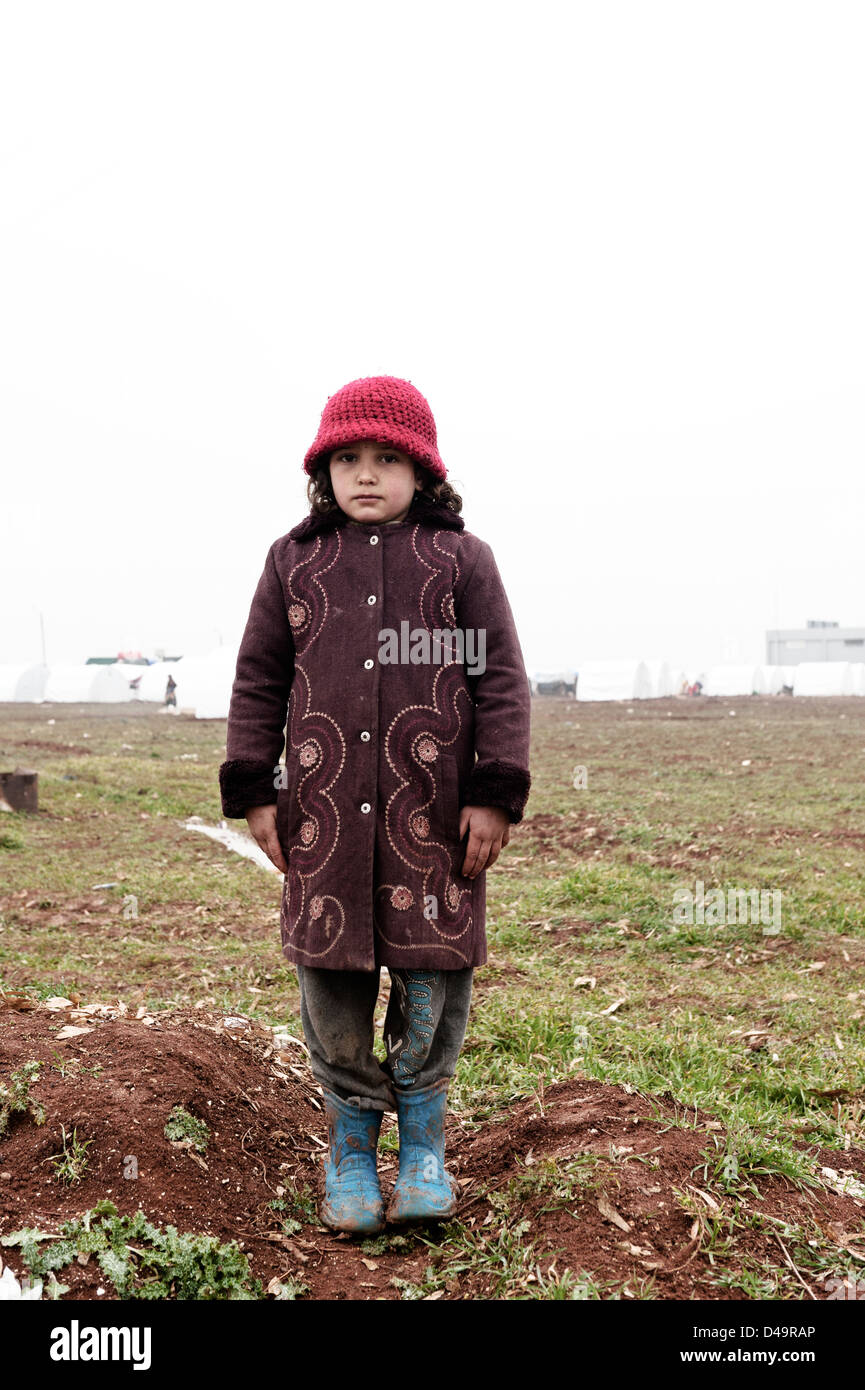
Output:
[328,440,422,524]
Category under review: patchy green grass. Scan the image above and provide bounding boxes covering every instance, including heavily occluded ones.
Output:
[392,1209,651,1301]
[47,1124,94,1185]
[0,704,296,1022]
[464,699,865,1172]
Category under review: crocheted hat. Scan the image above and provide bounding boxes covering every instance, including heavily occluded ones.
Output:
[303,376,446,481]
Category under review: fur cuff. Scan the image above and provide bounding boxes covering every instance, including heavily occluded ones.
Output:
[463,759,531,824]
[219,758,279,819]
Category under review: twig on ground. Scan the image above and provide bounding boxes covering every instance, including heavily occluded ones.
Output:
[772,1232,816,1299]
[240,1127,270,1188]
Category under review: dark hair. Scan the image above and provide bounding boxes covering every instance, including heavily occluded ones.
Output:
[306,454,463,518]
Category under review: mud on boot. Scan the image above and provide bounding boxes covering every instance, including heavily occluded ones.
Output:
[319,1088,385,1236]
[386,1077,461,1224]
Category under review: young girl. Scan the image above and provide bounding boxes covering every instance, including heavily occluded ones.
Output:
[219,375,532,1235]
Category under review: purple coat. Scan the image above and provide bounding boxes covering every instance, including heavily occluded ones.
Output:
[219,492,531,971]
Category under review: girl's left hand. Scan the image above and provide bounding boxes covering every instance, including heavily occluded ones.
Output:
[457,805,512,879]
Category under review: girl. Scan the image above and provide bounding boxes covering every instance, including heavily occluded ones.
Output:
[219,376,532,1235]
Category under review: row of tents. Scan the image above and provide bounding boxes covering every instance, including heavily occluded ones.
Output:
[531,661,865,700]
[0,649,240,719]
[2,655,865,716]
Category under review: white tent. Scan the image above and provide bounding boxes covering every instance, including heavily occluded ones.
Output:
[849,663,865,695]
[42,664,137,702]
[172,646,239,719]
[576,660,652,701]
[703,665,766,696]
[0,664,49,702]
[644,660,674,697]
[132,661,183,702]
[793,661,855,696]
[765,665,794,694]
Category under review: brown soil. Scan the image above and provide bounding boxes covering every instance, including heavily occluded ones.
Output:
[2,1001,862,1301]
[10,739,93,756]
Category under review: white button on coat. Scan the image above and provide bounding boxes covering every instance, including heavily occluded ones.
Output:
[364,658,374,669]
[361,802,371,813]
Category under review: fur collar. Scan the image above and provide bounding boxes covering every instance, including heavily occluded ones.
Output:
[288,490,465,541]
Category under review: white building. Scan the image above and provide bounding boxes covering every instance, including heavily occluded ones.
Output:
[767,622,865,666]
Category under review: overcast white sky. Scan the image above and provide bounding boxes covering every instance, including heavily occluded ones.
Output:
[1,0,862,677]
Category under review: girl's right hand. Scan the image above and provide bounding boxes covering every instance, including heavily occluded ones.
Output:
[246,804,289,874]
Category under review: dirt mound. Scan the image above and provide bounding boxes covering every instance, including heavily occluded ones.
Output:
[0,1001,324,1298]
[1,1001,862,1300]
[449,1079,865,1298]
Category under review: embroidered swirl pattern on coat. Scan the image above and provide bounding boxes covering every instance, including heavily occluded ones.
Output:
[374,521,474,959]
[285,531,342,650]
[376,662,474,956]
[413,525,461,634]
[279,530,351,960]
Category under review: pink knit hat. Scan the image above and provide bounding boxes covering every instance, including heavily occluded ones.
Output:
[303,376,446,481]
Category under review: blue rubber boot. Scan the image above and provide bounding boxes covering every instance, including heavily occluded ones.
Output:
[319,1089,385,1236]
[386,1078,461,1224]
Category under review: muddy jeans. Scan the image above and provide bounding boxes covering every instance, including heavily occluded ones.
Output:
[296,965,474,1113]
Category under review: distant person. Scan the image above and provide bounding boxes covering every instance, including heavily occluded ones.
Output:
[164,674,177,707]
[219,376,531,1236]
